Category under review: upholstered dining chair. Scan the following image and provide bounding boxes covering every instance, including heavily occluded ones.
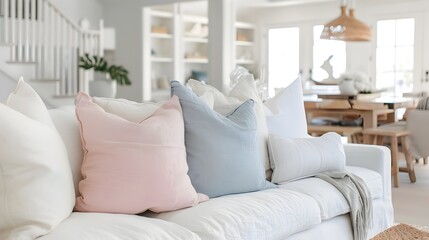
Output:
[406,110,429,164]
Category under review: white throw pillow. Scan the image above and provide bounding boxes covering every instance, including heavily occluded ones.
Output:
[268,132,346,183]
[0,79,75,239]
[92,97,163,122]
[187,78,271,179]
[264,77,309,139]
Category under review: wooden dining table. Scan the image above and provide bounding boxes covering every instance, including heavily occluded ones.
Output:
[304,94,417,130]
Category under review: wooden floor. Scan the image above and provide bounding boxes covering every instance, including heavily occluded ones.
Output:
[392,155,429,226]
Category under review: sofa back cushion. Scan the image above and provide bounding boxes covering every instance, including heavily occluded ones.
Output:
[188,77,271,179]
[264,77,308,139]
[171,81,275,198]
[74,92,207,214]
[0,79,75,239]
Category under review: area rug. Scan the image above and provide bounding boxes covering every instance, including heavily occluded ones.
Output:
[371,223,429,239]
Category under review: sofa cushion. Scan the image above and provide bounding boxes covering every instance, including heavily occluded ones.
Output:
[75,93,207,214]
[347,166,383,200]
[146,189,321,239]
[38,212,200,240]
[279,166,383,221]
[188,73,271,179]
[92,96,162,122]
[264,77,308,139]
[171,81,275,198]
[49,106,84,196]
[268,133,346,183]
[0,79,75,239]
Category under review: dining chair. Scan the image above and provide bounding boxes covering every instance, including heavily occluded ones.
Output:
[406,110,429,164]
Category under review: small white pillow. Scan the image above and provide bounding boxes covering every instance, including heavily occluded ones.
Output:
[0,79,75,239]
[268,133,346,183]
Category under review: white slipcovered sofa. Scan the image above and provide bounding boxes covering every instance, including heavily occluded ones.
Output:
[36,110,394,239]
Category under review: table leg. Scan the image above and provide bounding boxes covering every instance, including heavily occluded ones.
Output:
[391,137,399,188]
[400,136,416,183]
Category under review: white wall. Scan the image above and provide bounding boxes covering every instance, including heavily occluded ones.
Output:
[50,0,103,29]
[249,0,429,93]
[102,0,213,101]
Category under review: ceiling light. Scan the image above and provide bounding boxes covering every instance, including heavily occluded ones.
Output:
[320,0,371,41]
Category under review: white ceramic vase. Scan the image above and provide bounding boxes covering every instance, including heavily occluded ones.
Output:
[89,72,117,98]
[339,79,358,95]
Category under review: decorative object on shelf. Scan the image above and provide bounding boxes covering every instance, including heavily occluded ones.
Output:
[236,33,249,42]
[151,26,168,34]
[184,51,205,59]
[190,70,208,83]
[157,76,170,89]
[320,0,371,41]
[79,53,131,98]
[185,23,208,38]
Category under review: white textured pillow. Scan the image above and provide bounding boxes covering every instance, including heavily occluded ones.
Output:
[0,79,75,239]
[188,78,271,179]
[264,77,308,139]
[92,97,162,122]
[268,133,346,183]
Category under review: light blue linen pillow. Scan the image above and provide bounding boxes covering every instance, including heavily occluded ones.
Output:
[171,81,276,198]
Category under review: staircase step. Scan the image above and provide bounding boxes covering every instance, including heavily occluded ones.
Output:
[0,42,15,46]
[7,60,37,65]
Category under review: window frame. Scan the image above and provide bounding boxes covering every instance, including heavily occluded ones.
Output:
[372,12,424,94]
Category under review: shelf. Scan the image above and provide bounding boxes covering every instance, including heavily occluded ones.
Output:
[183,15,208,24]
[183,37,208,43]
[151,33,173,39]
[184,58,208,64]
[151,57,173,63]
[235,21,255,30]
[150,10,173,18]
[236,41,254,46]
[236,59,255,65]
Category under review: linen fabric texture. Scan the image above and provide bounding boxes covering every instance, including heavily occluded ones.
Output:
[264,77,309,139]
[187,77,271,179]
[171,81,275,198]
[74,92,207,214]
[268,132,346,183]
[0,79,75,239]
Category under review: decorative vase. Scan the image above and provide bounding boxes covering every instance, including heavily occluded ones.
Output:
[339,79,358,95]
[89,72,117,98]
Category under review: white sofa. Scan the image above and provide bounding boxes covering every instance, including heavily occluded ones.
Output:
[35,106,394,240]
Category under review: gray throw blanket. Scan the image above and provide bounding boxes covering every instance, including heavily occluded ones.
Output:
[316,172,373,240]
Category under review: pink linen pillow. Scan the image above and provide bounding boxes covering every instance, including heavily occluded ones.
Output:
[74,92,207,214]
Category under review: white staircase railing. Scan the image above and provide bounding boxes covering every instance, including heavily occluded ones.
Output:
[0,0,103,96]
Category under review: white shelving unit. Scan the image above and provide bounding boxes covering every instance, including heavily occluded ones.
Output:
[143,2,210,101]
[143,2,258,101]
[234,21,258,77]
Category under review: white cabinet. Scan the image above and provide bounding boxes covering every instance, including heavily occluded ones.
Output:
[234,21,257,77]
[143,3,209,101]
[143,3,257,101]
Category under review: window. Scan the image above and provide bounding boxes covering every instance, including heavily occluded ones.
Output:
[376,18,415,94]
[312,25,346,81]
[268,27,299,96]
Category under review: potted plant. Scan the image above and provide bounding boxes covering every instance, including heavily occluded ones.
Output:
[79,53,131,98]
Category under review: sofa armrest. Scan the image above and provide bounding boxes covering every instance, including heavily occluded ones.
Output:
[344,143,394,227]
[344,144,392,202]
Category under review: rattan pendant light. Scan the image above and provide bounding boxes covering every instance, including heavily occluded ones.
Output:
[320,0,372,41]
